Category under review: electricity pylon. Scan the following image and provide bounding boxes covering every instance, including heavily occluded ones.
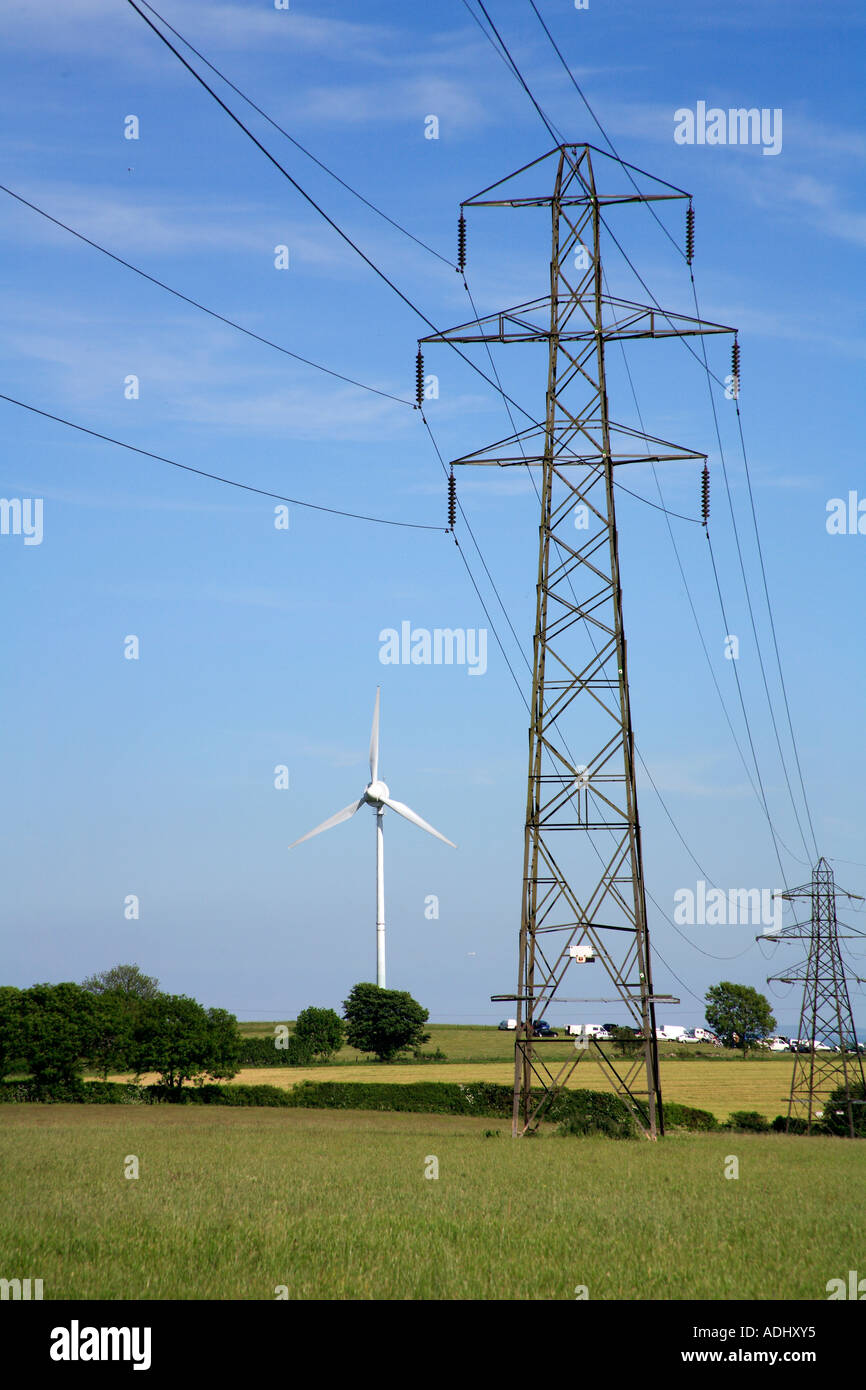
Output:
[422,144,733,1138]
[765,857,866,1137]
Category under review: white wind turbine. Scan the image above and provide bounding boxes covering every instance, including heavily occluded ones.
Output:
[288,688,455,988]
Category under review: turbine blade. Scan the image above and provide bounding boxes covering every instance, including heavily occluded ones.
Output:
[289,799,363,849]
[382,797,456,848]
[369,687,380,782]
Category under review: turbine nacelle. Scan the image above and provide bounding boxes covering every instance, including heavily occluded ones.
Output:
[364,779,391,808]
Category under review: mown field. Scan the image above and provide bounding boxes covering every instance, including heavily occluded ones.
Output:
[0,1105,861,1300]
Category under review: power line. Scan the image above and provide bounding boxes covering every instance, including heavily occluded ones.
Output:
[0,183,413,408]
[526,0,686,260]
[473,1,563,146]
[602,263,809,873]
[459,0,524,79]
[685,268,814,867]
[0,391,444,531]
[138,0,456,270]
[125,0,542,431]
[704,528,789,884]
[420,408,532,702]
[125,2,552,767]
[732,398,820,860]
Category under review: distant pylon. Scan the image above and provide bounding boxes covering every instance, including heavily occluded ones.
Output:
[764,857,866,1136]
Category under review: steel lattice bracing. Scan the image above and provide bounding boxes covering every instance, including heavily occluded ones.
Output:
[423,145,733,1139]
[766,857,866,1137]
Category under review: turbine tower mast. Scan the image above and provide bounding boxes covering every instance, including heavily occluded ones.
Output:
[423,144,733,1138]
[765,857,866,1137]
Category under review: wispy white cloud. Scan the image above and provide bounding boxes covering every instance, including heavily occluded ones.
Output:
[0,298,413,441]
[1,0,397,65]
[0,180,359,268]
[0,482,248,515]
[731,162,866,253]
[102,577,318,611]
[637,753,753,800]
[291,76,495,135]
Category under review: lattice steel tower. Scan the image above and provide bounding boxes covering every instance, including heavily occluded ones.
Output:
[422,145,732,1138]
[765,857,866,1137]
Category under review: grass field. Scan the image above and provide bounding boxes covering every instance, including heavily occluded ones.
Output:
[0,1105,862,1300]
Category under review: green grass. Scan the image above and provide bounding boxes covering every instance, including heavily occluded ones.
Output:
[0,1105,862,1300]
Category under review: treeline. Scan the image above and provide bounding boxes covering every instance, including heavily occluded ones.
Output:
[0,982,242,1091]
[0,969,439,1095]
[0,971,352,1091]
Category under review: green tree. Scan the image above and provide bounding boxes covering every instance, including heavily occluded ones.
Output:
[342,983,430,1062]
[705,982,776,1059]
[89,991,138,1080]
[611,1025,641,1058]
[294,1007,344,1060]
[81,964,159,999]
[82,964,160,1078]
[819,1080,866,1137]
[18,983,99,1088]
[131,995,241,1090]
[0,986,23,1081]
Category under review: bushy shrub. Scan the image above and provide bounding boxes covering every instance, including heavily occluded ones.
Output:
[146,1083,295,1107]
[818,1082,866,1137]
[771,1114,810,1134]
[0,1080,150,1104]
[662,1101,719,1131]
[236,1034,313,1067]
[294,1007,344,1060]
[553,1090,637,1139]
[727,1110,771,1132]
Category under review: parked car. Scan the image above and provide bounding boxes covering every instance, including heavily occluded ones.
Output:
[498,1018,517,1031]
[532,1019,559,1038]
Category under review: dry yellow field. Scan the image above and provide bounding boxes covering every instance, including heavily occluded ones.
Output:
[104,1059,797,1121]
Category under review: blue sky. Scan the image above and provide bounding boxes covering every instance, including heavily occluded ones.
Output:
[2,0,865,1034]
